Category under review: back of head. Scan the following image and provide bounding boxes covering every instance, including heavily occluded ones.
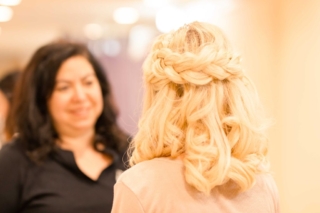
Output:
[130,22,270,195]
[0,70,21,104]
[0,70,21,143]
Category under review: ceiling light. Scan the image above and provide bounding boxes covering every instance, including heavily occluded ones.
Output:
[113,7,139,25]
[0,6,13,22]
[83,23,103,40]
[0,0,21,6]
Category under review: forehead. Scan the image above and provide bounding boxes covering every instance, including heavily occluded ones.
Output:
[56,55,95,79]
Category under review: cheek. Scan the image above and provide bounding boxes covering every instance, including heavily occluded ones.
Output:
[48,95,68,119]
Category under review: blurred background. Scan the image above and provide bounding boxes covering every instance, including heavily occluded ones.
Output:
[0,0,320,212]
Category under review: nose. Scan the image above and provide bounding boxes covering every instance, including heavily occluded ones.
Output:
[72,84,86,101]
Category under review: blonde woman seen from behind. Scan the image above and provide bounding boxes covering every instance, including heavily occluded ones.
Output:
[111,21,280,213]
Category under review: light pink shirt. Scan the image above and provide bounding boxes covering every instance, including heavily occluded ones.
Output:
[112,158,280,213]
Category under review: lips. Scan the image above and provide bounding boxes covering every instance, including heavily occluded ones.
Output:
[69,107,90,117]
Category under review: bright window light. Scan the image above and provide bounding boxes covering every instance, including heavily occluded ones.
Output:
[0,6,13,22]
[113,7,139,25]
[0,0,21,6]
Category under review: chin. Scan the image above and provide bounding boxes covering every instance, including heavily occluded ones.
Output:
[70,120,96,131]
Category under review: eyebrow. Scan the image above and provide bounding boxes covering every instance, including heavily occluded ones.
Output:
[55,73,96,83]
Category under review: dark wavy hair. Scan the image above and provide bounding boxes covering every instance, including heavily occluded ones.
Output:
[7,41,128,162]
[0,70,21,104]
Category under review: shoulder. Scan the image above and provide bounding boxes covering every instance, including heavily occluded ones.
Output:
[244,173,280,212]
[1,138,25,153]
[0,139,30,211]
[115,158,184,209]
[0,139,29,165]
[119,158,181,178]
[254,173,279,196]
[117,158,183,189]
[0,139,30,187]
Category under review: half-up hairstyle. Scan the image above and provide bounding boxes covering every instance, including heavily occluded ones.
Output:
[129,21,270,195]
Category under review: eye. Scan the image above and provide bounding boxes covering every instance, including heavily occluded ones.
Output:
[56,86,69,91]
[85,80,93,86]
[55,83,70,91]
[84,76,97,86]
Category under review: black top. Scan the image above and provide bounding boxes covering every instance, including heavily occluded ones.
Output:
[0,139,128,213]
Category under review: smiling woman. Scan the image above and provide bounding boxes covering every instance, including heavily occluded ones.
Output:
[48,56,104,139]
[0,41,130,213]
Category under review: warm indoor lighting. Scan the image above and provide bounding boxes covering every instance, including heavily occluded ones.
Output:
[143,0,170,8]
[128,24,156,61]
[184,0,235,23]
[83,23,103,40]
[0,0,21,6]
[0,6,13,22]
[113,7,139,24]
[102,40,121,57]
[155,7,185,33]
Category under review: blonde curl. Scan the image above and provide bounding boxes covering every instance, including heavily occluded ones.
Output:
[129,21,271,195]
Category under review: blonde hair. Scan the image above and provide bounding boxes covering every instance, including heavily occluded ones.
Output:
[130,21,270,195]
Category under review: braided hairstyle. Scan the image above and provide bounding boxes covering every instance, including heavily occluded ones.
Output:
[130,22,270,195]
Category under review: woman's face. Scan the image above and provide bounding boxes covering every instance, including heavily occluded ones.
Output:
[47,55,103,135]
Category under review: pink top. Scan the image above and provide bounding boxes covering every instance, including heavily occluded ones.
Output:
[111,158,280,213]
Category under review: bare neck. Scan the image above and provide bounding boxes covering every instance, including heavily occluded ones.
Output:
[57,130,95,155]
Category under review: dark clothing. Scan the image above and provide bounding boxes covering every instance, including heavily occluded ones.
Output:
[0,139,128,213]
